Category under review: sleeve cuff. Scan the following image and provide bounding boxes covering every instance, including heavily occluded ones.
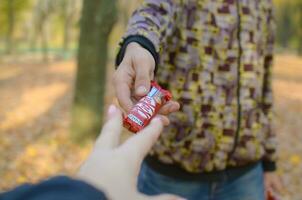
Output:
[262,160,277,172]
[115,35,159,74]
[0,176,108,200]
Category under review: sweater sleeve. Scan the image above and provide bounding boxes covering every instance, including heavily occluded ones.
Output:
[115,0,179,70]
[0,176,107,200]
[261,3,277,172]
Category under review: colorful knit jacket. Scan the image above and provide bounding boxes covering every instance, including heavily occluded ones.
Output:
[116,0,277,174]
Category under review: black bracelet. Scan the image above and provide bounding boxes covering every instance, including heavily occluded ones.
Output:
[115,35,159,74]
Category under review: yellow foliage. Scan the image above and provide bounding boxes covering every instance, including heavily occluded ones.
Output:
[25,146,38,158]
[290,155,301,166]
[17,176,27,184]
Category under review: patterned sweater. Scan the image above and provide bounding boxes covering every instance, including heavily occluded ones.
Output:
[116,0,277,174]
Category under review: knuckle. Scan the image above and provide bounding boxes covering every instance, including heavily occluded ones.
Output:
[134,51,150,64]
[134,57,147,67]
[136,73,149,82]
[136,70,150,80]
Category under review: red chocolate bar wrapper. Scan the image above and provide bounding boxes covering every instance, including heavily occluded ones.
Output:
[123,81,172,133]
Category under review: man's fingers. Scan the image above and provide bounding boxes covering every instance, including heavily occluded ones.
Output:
[134,60,153,97]
[116,83,133,112]
[158,101,180,115]
[119,117,163,162]
[114,69,133,112]
[94,105,123,150]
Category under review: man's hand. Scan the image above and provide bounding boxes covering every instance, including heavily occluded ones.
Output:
[113,42,180,122]
[264,172,286,198]
[78,105,184,200]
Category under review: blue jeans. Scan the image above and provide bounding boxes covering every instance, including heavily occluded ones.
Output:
[137,162,265,200]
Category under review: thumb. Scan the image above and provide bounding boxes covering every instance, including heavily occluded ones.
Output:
[94,105,123,150]
[134,62,153,97]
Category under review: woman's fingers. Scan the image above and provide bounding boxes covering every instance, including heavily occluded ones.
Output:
[156,114,170,126]
[114,68,134,112]
[94,105,123,150]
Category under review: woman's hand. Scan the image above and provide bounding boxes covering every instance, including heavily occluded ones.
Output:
[78,105,184,200]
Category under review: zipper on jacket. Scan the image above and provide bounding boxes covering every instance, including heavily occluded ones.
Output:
[230,0,242,157]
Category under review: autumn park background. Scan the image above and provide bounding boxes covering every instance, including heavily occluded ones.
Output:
[0,0,301,199]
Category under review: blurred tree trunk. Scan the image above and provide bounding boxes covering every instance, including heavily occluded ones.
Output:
[6,0,14,54]
[62,0,72,51]
[41,30,48,61]
[277,4,292,49]
[40,22,49,62]
[60,0,81,52]
[71,0,117,141]
[63,13,70,51]
[297,2,302,55]
[32,0,55,62]
[29,26,37,51]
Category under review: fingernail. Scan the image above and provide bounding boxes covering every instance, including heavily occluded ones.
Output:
[152,116,162,123]
[151,116,164,124]
[136,86,147,95]
[107,104,117,116]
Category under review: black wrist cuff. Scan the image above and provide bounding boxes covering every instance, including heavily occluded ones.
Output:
[115,35,159,74]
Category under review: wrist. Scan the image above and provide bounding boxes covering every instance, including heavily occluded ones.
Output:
[76,173,110,198]
[77,174,134,200]
[127,42,156,69]
[77,150,109,194]
[116,35,159,73]
[127,41,141,49]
